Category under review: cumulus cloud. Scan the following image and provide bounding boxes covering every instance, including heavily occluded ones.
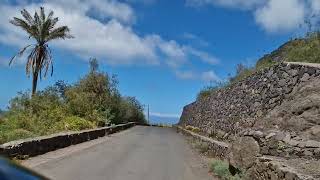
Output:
[0,0,218,69]
[186,0,319,33]
[310,0,320,13]
[255,0,305,33]
[175,70,221,82]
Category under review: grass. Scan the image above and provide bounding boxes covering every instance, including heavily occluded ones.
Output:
[210,160,243,180]
[194,141,209,154]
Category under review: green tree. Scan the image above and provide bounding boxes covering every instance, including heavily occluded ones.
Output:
[9,7,73,95]
[65,59,118,126]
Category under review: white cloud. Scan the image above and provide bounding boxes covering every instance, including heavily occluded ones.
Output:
[255,0,305,33]
[175,69,221,82]
[201,70,221,82]
[182,32,209,47]
[150,112,180,118]
[185,47,219,65]
[186,0,265,10]
[175,70,196,80]
[47,0,135,24]
[310,0,320,13]
[0,1,218,68]
[186,0,318,33]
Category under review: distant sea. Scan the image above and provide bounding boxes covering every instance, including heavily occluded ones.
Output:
[148,115,180,125]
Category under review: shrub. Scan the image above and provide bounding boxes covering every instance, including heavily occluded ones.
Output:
[185,125,201,133]
[191,127,201,133]
[210,160,243,180]
[63,116,95,131]
[197,81,228,100]
[0,129,35,144]
[186,125,193,131]
[210,160,231,178]
[0,59,146,144]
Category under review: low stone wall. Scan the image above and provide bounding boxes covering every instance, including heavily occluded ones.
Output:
[176,126,229,159]
[240,129,320,160]
[0,122,137,158]
[178,125,320,179]
[247,156,316,180]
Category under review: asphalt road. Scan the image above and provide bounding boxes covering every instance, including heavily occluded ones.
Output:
[23,126,213,180]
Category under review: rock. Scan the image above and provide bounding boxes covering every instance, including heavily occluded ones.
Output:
[287,140,299,146]
[270,171,278,180]
[229,137,260,169]
[266,133,276,139]
[298,141,307,148]
[305,140,320,148]
[289,69,299,76]
[303,150,313,156]
[256,110,263,117]
[279,79,287,86]
[275,132,286,141]
[285,171,297,180]
[283,133,291,143]
[252,131,264,138]
[310,125,320,138]
[254,102,261,107]
[301,73,310,82]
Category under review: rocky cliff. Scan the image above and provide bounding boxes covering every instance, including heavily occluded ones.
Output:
[179,62,320,179]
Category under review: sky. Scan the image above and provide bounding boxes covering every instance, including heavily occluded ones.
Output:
[0,0,319,123]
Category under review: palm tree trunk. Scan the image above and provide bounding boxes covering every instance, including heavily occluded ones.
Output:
[32,47,43,96]
[32,70,39,95]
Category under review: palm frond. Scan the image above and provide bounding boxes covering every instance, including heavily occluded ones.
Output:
[47,10,54,20]
[50,17,59,29]
[9,44,33,66]
[46,26,73,42]
[40,7,45,22]
[10,17,30,31]
[21,9,34,26]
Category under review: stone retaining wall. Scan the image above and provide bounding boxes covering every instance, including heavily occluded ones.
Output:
[0,122,137,158]
[241,129,320,160]
[176,126,229,159]
[178,62,320,179]
[247,156,316,180]
[179,62,320,137]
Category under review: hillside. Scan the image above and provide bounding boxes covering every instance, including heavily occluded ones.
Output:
[228,33,320,84]
[258,33,320,65]
[180,35,320,179]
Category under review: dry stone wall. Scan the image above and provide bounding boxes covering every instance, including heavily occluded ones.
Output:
[179,62,320,137]
[0,123,137,159]
[179,62,320,179]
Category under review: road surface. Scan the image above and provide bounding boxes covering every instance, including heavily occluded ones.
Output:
[23,126,213,180]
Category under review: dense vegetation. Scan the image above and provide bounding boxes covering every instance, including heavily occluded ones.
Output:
[0,59,146,144]
[197,32,320,100]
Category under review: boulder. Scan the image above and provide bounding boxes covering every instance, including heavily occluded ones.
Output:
[229,136,260,169]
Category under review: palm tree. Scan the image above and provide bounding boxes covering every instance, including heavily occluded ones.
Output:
[9,7,73,95]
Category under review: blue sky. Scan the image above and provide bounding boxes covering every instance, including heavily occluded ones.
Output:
[0,0,319,123]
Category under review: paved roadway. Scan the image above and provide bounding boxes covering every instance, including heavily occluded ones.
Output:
[23,126,213,180]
